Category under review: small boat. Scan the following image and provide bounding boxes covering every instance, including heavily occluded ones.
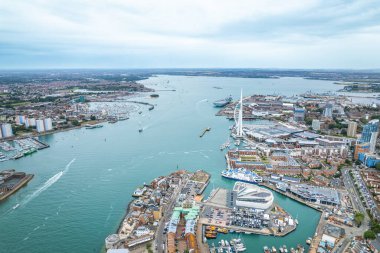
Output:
[12,204,20,210]
[221,240,225,247]
[150,94,159,98]
[138,128,143,133]
[272,246,277,252]
[306,238,312,245]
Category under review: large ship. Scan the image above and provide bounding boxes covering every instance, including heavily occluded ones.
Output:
[221,168,263,184]
[85,124,103,129]
[213,95,233,107]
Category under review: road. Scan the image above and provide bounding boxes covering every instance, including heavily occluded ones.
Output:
[334,168,371,253]
[154,179,187,253]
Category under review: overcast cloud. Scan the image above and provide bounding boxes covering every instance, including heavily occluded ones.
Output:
[0,0,379,69]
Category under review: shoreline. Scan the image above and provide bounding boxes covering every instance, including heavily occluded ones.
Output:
[0,173,34,201]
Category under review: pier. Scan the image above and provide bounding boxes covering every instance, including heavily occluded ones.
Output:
[199,127,211,138]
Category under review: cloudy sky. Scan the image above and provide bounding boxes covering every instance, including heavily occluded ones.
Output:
[0,0,379,69]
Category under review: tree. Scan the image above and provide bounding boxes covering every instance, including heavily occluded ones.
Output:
[71,120,80,126]
[354,212,365,227]
[90,115,96,121]
[364,230,376,240]
[376,163,380,170]
[372,222,380,234]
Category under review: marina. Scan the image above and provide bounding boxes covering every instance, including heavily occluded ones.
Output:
[0,137,49,162]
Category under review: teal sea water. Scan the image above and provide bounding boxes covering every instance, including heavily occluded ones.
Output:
[0,75,338,253]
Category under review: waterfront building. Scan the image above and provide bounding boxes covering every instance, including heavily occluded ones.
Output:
[105,234,120,250]
[360,119,379,143]
[293,107,305,122]
[36,119,45,133]
[134,226,150,237]
[1,123,13,138]
[323,103,333,118]
[354,142,370,160]
[347,121,357,137]
[232,181,274,210]
[289,184,340,206]
[312,119,321,131]
[43,118,53,131]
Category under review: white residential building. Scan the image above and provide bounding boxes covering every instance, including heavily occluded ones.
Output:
[36,119,45,133]
[43,118,53,131]
[312,119,321,131]
[1,123,13,138]
[28,118,36,127]
[347,121,357,137]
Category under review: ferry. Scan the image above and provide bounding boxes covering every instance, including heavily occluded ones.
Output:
[213,95,233,107]
[118,116,129,121]
[23,148,37,156]
[85,124,103,129]
[221,168,263,184]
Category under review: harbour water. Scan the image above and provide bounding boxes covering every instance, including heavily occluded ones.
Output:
[0,75,339,253]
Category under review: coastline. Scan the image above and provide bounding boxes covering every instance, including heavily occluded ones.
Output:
[0,173,34,201]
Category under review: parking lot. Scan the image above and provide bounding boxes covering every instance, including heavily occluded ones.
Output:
[202,206,228,227]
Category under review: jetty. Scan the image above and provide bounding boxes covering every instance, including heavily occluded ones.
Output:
[199,127,211,138]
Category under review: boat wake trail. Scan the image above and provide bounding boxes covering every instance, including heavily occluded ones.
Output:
[20,158,76,207]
